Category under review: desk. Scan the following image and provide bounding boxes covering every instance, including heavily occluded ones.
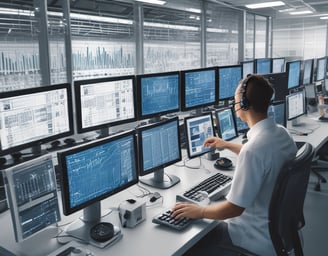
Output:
[0,114,327,256]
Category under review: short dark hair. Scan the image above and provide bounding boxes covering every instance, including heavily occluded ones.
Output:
[243,74,274,113]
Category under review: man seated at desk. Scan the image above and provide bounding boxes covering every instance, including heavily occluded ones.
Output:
[173,74,297,256]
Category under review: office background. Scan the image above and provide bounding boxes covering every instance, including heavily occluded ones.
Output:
[0,0,327,92]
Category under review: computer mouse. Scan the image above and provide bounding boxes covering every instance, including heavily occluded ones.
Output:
[64,138,76,145]
[214,157,232,170]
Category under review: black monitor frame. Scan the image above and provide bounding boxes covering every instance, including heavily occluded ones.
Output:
[271,57,285,73]
[184,112,216,159]
[136,71,180,120]
[255,58,272,74]
[180,66,218,112]
[137,117,181,189]
[286,60,302,89]
[302,59,314,85]
[0,83,74,156]
[241,60,254,78]
[218,64,242,101]
[315,56,327,82]
[74,75,137,134]
[215,106,238,141]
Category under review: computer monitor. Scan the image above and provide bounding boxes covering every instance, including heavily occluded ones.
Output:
[57,130,138,247]
[263,72,289,101]
[315,57,327,82]
[255,58,271,74]
[268,100,286,127]
[286,60,301,89]
[0,84,74,156]
[286,89,306,125]
[4,154,60,242]
[137,117,181,189]
[74,75,137,133]
[180,67,217,112]
[241,60,254,78]
[218,65,242,100]
[271,57,285,73]
[184,113,216,159]
[215,107,238,141]
[235,115,249,134]
[136,71,180,120]
[302,59,314,85]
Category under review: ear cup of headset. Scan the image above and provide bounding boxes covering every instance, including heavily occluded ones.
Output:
[240,78,250,110]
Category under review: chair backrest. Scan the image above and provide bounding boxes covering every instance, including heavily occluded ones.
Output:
[268,142,314,256]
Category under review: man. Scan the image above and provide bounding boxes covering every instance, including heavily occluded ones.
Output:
[172,74,297,256]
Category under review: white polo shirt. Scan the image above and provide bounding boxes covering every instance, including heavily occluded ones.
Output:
[226,118,297,256]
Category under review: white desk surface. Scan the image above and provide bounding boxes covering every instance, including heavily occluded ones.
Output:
[1,113,327,256]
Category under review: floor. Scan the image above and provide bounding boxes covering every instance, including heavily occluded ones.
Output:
[303,171,328,255]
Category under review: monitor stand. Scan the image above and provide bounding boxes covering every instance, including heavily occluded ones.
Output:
[64,202,122,248]
[140,168,180,189]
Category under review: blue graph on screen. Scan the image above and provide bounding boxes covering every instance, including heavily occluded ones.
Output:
[141,74,179,116]
[256,59,271,74]
[219,66,242,100]
[184,69,216,108]
[288,61,301,88]
[65,135,136,208]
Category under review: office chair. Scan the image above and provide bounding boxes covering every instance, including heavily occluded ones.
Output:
[218,142,314,256]
[310,140,328,192]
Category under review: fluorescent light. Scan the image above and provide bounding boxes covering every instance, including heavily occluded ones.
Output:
[70,13,133,25]
[289,10,313,15]
[246,1,285,9]
[135,0,166,5]
[144,21,198,31]
[278,8,295,13]
[186,8,201,14]
[0,7,34,16]
[320,16,328,20]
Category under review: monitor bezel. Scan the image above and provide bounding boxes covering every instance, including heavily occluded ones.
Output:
[271,57,285,73]
[0,83,74,156]
[215,106,238,141]
[137,116,182,177]
[184,112,216,159]
[302,59,314,85]
[74,75,137,133]
[57,130,139,215]
[255,58,272,74]
[315,56,327,82]
[180,66,218,111]
[286,89,306,121]
[218,64,242,101]
[136,71,181,120]
[286,60,302,89]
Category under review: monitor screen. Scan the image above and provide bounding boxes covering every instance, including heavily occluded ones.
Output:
[181,67,217,111]
[137,71,180,119]
[234,113,249,134]
[268,100,286,127]
[184,113,216,159]
[137,117,181,189]
[315,57,327,82]
[215,107,238,141]
[263,72,289,101]
[0,84,74,156]
[271,58,285,73]
[4,154,60,242]
[58,130,138,246]
[74,75,137,133]
[241,60,254,78]
[218,65,242,100]
[286,60,301,89]
[286,89,306,121]
[302,59,314,85]
[255,58,271,74]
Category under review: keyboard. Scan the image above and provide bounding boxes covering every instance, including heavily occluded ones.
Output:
[176,172,232,204]
[152,209,193,231]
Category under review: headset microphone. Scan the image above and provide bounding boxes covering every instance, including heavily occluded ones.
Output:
[234,107,242,113]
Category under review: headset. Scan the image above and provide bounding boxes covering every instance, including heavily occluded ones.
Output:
[240,74,253,110]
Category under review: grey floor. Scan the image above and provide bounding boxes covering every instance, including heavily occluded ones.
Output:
[303,171,328,255]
